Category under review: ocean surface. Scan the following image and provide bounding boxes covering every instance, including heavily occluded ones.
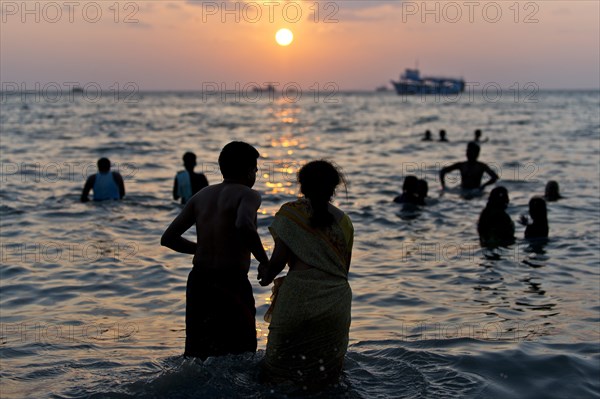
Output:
[1,90,599,398]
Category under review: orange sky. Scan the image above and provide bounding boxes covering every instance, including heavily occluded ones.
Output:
[1,1,599,90]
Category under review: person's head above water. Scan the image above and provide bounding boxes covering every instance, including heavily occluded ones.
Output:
[487,186,509,210]
[466,141,480,162]
[298,160,345,227]
[183,152,197,171]
[97,158,111,173]
[439,130,447,139]
[218,141,260,186]
[402,175,419,194]
[545,180,561,201]
[529,196,548,221]
[474,129,482,140]
[424,130,432,139]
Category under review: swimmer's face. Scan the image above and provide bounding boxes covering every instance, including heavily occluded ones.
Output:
[245,163,258,188]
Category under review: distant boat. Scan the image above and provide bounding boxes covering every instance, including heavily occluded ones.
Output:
[72,87,84,93]
[391,68,465,95]
[375,85,389,92]
[251,84,276,94]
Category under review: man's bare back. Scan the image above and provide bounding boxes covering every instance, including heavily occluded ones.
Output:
[160,141,268,359]
[161,180,267,273]
[190,182,262,271]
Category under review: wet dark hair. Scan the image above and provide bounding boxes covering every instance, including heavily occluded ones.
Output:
[298,160,346,228]
[183,152,196,164]
[97,158,111,172]
[545,180,561,201]
[402,175,419,194]
[529,196,548,221]
[467,141,480,161]
[487,186,509,210]
[218,141,259,179]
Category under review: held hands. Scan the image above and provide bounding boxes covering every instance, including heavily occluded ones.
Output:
[257,261,273,286]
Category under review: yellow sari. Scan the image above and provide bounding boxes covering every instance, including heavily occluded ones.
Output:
[263,199,353,387]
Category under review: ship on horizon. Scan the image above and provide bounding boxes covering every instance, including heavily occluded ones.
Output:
[391,68,465,95]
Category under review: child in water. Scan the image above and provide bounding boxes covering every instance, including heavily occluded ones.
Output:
[520,197,549,239]
[477,186,515,247]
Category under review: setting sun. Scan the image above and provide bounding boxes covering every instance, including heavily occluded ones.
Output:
[275,28,293,46]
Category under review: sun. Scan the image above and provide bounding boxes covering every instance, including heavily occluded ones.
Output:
[275,28,294,46]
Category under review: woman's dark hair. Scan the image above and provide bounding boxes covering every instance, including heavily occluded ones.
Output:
[487,186,509,210]
[529,196,548,221]
[218,141,259,179]
[298,160,345,228]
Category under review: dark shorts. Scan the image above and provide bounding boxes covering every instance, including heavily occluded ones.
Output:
[184,266,257,359]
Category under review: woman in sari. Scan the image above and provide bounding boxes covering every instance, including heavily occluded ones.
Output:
[258,160,353,389]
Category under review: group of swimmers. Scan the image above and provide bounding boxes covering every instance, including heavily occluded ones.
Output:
[80,152,209,204]
[422,128,486,143]
[77,139,564,389]
[395,131,562,246]
[81,134,561,249]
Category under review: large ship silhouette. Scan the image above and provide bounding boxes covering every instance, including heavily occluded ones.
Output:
[391,68,465,95]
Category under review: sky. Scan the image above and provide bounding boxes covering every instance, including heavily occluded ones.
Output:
[1,0,599,91]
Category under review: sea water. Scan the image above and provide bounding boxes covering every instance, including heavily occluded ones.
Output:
[1,90,599,398]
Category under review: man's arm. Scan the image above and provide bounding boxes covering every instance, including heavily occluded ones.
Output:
[236,190,269,265]
[113,172,125,199]
[80,175,95,202]
[161,200,197,254]
[480,163,499,190]
[258,237,289,286]
[439,162,460,189]
[173,176,179,201]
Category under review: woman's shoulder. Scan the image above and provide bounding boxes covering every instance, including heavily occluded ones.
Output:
[276,199,310,216]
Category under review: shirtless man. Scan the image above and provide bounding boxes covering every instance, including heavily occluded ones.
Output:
[80,158,125,202]
[439,141,499,191]
[161,141,269,359]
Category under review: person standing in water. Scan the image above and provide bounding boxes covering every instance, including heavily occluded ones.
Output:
[161,141,269,359]
[474,129,488,143]
[258,160,353,390]
[173,152,209,204]
[520,197,549,239]
[80,158,125,202]
[477,186,515,247]
[439,142,499,192]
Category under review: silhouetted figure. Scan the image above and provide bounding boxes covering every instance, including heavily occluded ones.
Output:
[520,197,549,239]
[474,129,488,143]
[80,158,125,202]
[439,142,499,191]
[477,186,515,247]
[393,175,420,205]
[173,152,209,204]
[544,180,562,202]
[258,160,353,390]
[161,141,269,360]
[439,130,448,142]
[417,179,428,205]
[422,130,432,141]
